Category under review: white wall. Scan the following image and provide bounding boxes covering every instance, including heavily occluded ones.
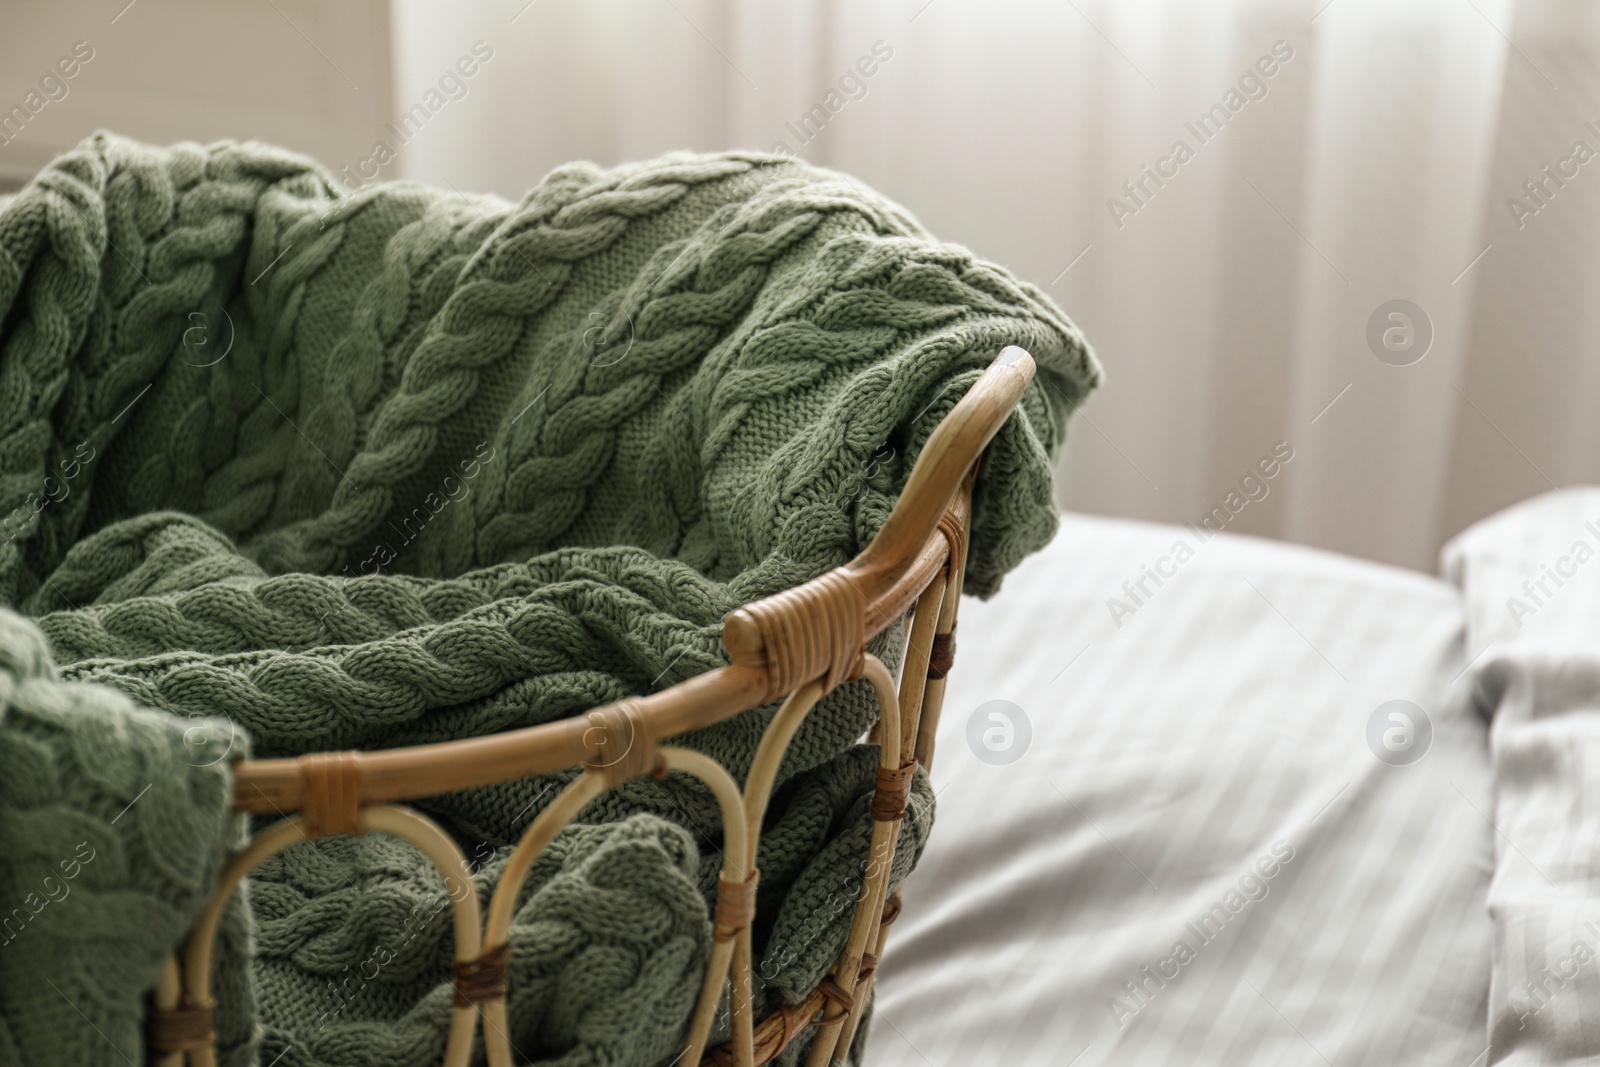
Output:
[0,0,392,188]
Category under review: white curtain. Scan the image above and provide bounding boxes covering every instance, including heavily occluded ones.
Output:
[392,0,1597,572]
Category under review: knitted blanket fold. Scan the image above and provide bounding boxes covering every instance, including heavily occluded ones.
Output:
[0,133,1098,1067]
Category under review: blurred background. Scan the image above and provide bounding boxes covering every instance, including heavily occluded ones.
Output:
[3,0,1593,573]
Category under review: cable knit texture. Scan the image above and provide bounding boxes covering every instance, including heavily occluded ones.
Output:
[0,133,1097,1067]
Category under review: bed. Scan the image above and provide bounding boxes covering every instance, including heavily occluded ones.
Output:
[873,489,1600,1065]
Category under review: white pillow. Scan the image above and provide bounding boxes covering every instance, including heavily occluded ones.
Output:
[872,512,1492,1066]
[1442,487,1600,1064]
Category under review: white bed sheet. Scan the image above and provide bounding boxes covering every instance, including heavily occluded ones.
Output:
[872,511,1493,1066]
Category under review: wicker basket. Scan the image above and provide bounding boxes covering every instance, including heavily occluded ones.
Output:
[145,346,1039,1067]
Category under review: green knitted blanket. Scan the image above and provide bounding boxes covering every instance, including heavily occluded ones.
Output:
[0,134,1097,1067]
